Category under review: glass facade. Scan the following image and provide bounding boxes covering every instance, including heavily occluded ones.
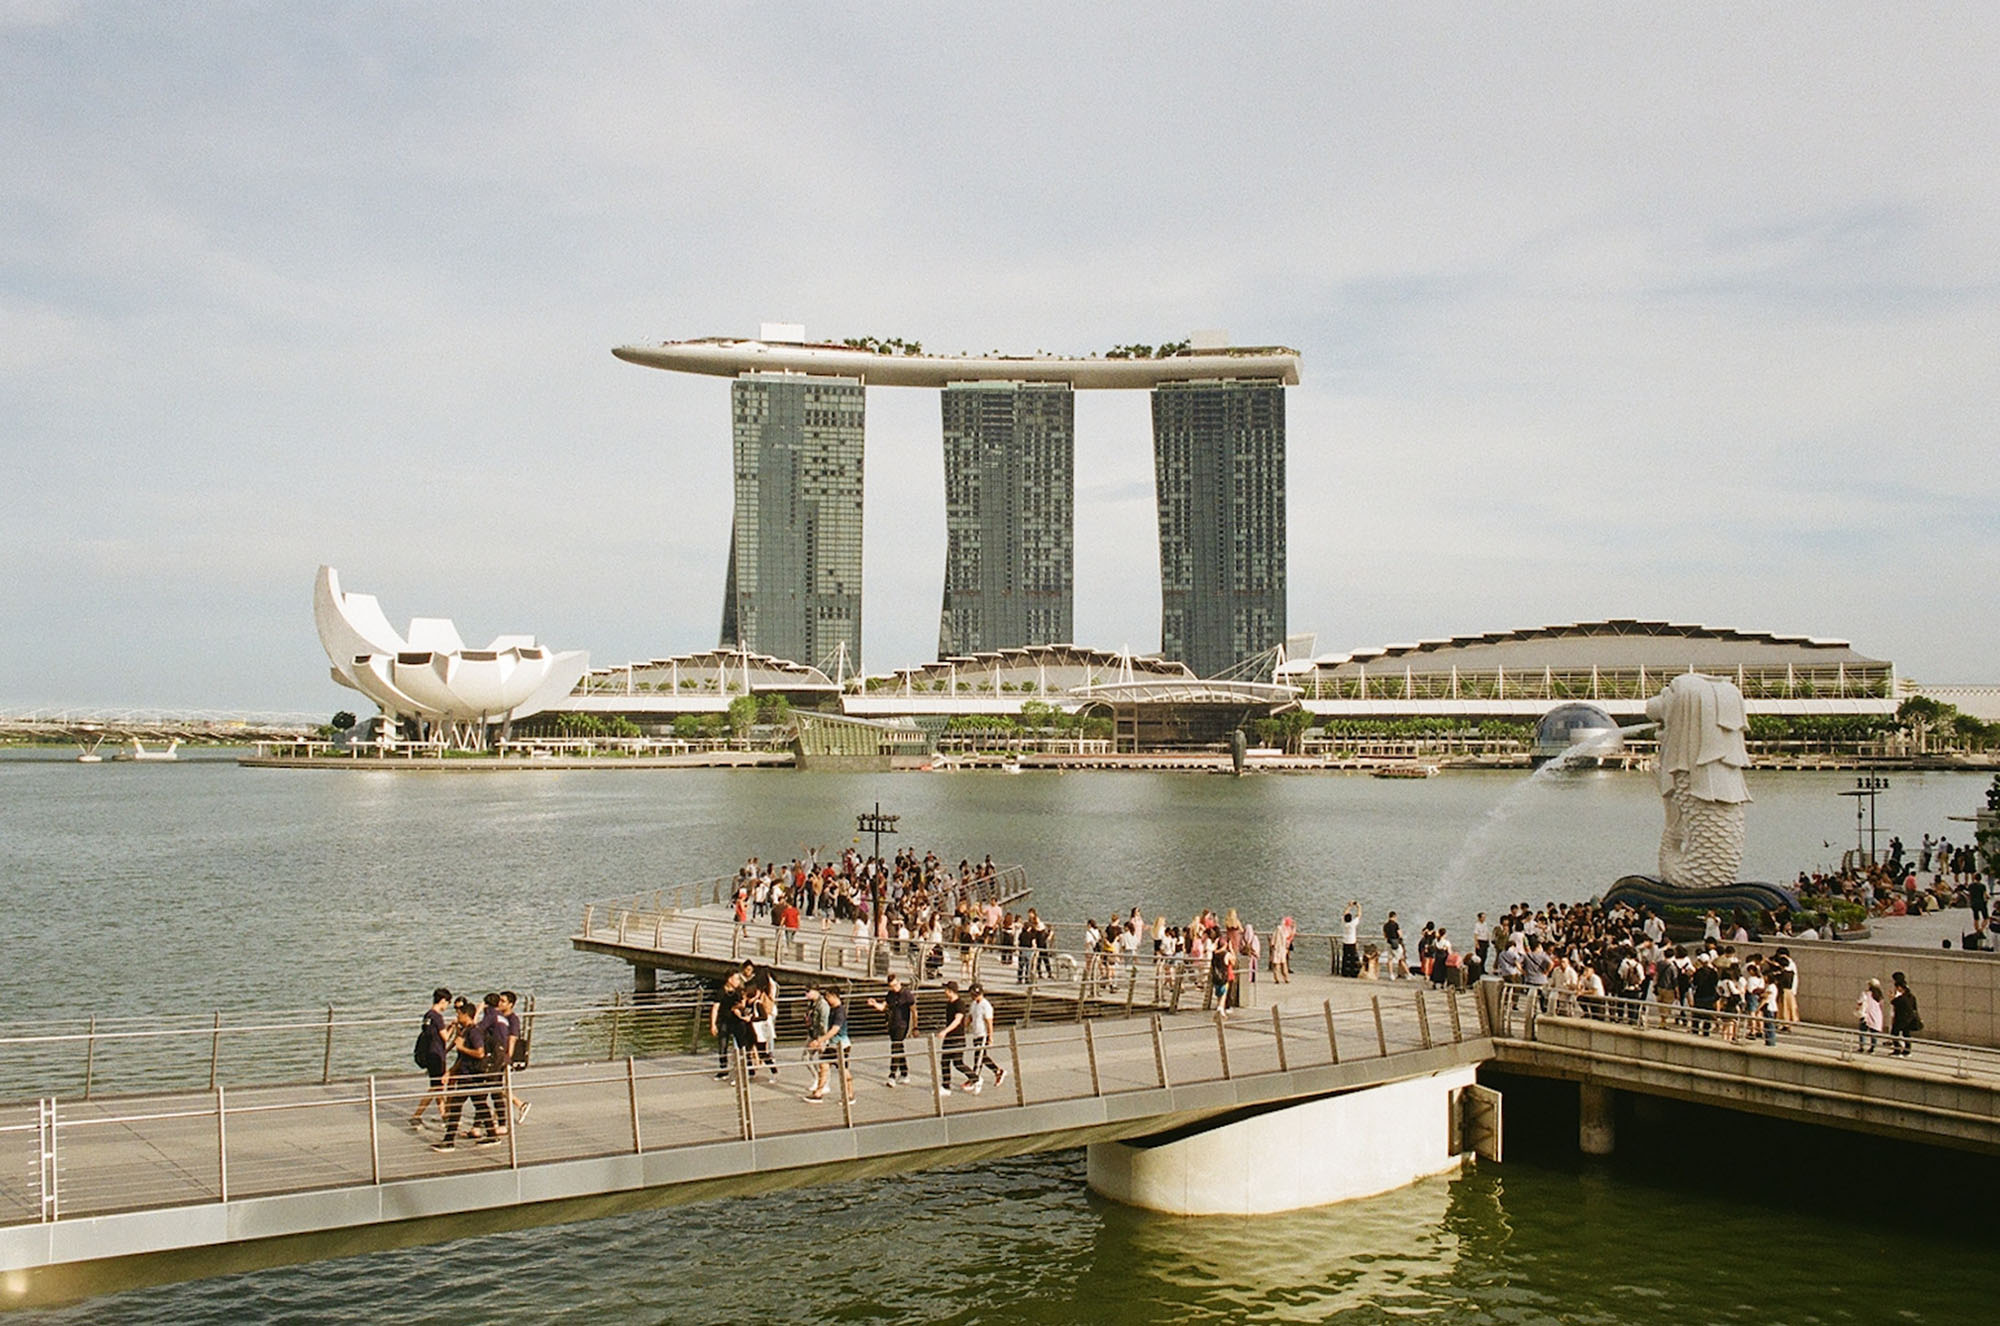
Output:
[938,383,1075,656]
[1150,379,1287,678]
[721,374,865,670]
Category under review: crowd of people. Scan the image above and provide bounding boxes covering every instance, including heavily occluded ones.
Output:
[1795,831,1990,921]
[409,988,531,1150]
[410,839,1991,1128]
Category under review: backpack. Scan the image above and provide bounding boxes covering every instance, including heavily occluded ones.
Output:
[413,1024,430,1070]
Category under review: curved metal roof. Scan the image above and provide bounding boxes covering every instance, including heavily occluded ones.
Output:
[581,648,838,691]
[1069,679,1301,707]
[612,338,1301,389]
[1280,621,1888,673]
[868,644,1195,687]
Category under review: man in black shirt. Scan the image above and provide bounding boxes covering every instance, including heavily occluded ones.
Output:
[1689,955,1722,1036]
[865,974,918,1086]
[937,981,969,1097]
[409,986,452,1131]
[433,999,498,1150]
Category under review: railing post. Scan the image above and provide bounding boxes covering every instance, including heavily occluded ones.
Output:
[839,1046,855,1128]
[367,1075,381,1184]
[733,1045,753,1141]
[818,938,829,971]
[1324,999,1340,1063]
[1083,1019,1102,1095]
[1125,966,1137,1016]
[1415,990,1433,1050]
[928,1035,946,1118]
[732,925,742,962]
[583,903,594,935]
[1272,1005,1289,1072]
[322,1005,336,1084]
[1215,1012,1232,1079]
[619,910,630,944]
[1151,1013,1170,1088]
[691,923,702,955]
[1372,997,1388,1057]
[38,1098,57,1223]
[626,1056,643,1153]
[1007,1027,1025,1106]
[1447,989,1464,1042]
[505,1062,520,1168]
[208,1011,223,1090]
[83,1014,97,1100]
[215,1085,229,1203]
[654,917,665,950]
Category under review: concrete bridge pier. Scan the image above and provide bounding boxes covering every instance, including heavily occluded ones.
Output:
[634,964,658,996]
[1578,1081,1616,1156]
[1085,1065,1478,1215]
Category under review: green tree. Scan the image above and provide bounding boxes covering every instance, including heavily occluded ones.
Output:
[757,693,793,725]
[1018,699,1060,731]
[727,694,758,738]
[1897,695,1955,753]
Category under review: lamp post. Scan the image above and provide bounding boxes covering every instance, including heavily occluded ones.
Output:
[1838,776,1890,865]
[856,802,899,862]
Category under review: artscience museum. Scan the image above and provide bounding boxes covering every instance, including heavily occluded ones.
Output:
[313,566,589,749]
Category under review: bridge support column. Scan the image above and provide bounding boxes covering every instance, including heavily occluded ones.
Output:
[1086,1065,1475,1215]
[633,965,658,997]
[1578,1081,1615,1156]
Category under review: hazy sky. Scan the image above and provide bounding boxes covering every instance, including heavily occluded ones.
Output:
[4,4,1995,714]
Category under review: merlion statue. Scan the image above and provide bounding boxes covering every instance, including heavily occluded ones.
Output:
[1645,673,1751,890]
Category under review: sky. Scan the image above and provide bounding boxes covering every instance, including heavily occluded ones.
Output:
[3,4,1996,715]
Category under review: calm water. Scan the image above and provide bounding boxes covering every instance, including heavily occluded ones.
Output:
[2,754,1992,1321]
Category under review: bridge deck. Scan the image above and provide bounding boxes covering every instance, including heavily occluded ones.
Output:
[1486,985,2000,1153]
[0,986,1480,1306]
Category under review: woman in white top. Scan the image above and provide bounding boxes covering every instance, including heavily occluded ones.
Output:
[1855,979,1885,1053]
[1742,964,1767,1042]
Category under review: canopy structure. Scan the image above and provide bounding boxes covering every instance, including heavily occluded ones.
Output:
[313,566,589,748]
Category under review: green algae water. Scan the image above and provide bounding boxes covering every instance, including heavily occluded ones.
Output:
[2,754,1990,1321]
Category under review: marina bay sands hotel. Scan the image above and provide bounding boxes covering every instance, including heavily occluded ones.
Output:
[612,328,1300,678]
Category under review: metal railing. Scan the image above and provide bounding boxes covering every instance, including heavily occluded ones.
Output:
[588,862,1029,917]
[578,899,1457,1002]
[1489,984,2000,1084]
[0,993,749,1105]
[0,984,1479,1230]
[575,907,1254,1016]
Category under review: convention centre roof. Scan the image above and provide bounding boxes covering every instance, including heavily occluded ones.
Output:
[1279,621,1889,676]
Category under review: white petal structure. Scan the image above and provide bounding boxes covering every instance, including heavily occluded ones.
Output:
[314,566,589,727]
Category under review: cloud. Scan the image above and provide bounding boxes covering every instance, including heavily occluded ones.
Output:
[2,3,1997,706]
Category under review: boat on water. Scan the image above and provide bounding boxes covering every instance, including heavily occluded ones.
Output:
[1372,763,1440,779]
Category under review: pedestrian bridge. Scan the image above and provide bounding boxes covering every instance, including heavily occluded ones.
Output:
[11,961,2000,1309]
[0,983,1486,1309]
